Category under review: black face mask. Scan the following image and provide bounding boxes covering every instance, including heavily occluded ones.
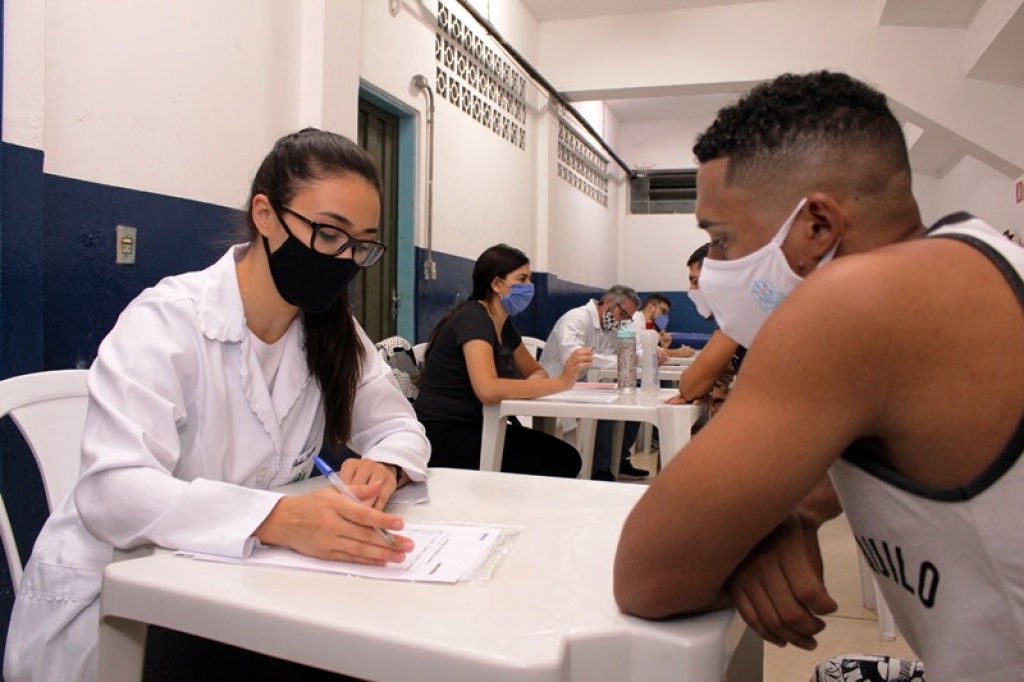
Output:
[263,235,360,314]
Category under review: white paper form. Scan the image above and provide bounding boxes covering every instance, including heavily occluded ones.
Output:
[535,386,620,403]
[176,522,502,583]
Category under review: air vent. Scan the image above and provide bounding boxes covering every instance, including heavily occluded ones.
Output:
[630,169,697,214]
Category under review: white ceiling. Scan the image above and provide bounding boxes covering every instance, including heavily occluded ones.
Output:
[517,0,1023,178]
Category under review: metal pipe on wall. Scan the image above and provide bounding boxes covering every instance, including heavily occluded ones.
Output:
[411,74,437,280]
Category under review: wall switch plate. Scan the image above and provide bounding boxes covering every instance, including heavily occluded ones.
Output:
[116,225,137,265]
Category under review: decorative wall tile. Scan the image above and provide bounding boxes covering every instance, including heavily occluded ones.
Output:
[557,120,609,207]
[436,2,526,149]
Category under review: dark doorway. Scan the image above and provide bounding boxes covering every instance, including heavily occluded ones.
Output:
[355,101,400,342]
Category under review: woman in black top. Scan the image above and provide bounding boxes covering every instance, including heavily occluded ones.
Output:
[415,244,592,477]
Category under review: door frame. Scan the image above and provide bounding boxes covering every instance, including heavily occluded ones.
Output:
[358,81,416,342]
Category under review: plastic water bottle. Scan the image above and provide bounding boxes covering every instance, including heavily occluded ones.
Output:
[616,322,637,393]
[639,329,659,396]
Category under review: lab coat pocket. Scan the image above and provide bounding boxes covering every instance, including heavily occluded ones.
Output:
[16,556,101,620]
[279,442,318,486]
[6,558,102,680]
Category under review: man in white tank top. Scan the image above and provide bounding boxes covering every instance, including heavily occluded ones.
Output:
[613,71,1024,682]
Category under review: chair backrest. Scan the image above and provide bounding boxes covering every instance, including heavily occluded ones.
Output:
[374,336,421,401]
[522,336,546,360]
[0,369,90,591]
[411,343,427,368]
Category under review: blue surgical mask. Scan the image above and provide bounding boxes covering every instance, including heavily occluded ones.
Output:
[655,313,669,329]
[500,281,535,316]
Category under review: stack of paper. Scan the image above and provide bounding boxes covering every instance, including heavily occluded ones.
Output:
[177,522,502,583]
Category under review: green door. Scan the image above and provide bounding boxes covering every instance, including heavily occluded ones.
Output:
[356,100,400,342]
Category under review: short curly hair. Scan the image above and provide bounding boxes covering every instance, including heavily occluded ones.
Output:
[693,71,910,194]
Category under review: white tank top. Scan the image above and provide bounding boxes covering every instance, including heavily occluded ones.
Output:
[829,214,1024,682]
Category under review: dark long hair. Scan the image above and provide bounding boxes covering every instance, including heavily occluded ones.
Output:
[245,128,383,450]
[423,243,529,360]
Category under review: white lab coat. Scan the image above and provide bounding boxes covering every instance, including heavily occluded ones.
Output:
[4,244,430,682]
[539,300,618,380]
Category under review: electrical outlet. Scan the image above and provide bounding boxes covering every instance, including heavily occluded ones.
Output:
[116,225,137,265]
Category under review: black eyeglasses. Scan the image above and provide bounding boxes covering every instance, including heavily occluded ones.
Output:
[275,205,387,268]
[613,303,633,320]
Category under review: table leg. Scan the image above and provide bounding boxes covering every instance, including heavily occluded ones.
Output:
[656,404,704,469]
[533,416,558,436]
[97,615,148,682]
[640,422,654,453]
[576,419,597,480]
[610,421,625,476]
[726,625,764,682]
[479,404,509,472]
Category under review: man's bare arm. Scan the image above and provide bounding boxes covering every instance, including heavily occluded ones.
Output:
[614,259,888,619]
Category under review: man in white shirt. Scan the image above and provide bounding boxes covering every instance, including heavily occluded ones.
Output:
[631,293,695,359]
[540,285,649,480]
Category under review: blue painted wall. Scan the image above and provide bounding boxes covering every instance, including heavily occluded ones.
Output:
[413,247,607,344]
[412,246,715,345]
[42,174,236,369]
[1,151,232,640]
[1,144,46,379]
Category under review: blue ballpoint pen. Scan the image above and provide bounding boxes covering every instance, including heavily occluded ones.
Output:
[313,456,399,549]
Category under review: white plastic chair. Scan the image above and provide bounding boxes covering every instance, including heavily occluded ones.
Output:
[522,336,545,360]
[0,369,90,591]
[859,553,898,641]
[412,342,427,368]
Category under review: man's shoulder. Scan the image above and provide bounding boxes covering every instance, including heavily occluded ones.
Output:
[555,302,593,322]
[813,234,1015,296]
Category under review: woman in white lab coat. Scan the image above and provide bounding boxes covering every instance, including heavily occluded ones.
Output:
[4,129,430,682]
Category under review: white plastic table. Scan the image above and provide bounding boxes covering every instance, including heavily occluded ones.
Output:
[586,366,686,384]
[480,387,704,479]
[98,469,761,682]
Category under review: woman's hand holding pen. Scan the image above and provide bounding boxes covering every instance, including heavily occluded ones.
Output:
[254,484,412,566]
[559,347,594,388]
[341,457,399,510]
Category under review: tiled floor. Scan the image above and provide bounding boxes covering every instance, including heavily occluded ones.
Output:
[627,450,917,682]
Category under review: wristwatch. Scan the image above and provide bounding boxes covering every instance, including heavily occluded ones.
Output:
[389,464,406,486]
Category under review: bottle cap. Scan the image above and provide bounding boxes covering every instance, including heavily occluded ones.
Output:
[617,321,635,338]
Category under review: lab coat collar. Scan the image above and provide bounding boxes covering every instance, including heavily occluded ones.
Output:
[199,244,314,452]
[585,299,603,330]
[197,244,250,343]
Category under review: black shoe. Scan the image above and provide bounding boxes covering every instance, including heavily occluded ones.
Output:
[591,470,615,482]
[617,460,649,480]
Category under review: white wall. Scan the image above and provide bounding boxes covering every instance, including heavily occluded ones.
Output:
[614,118,706,292]
[915,161,1024,232]
[2,0,46,150]
[2,0,580,277]
[538,1,1024,176]
[536,0,1024,251]
[542,100,625,287]
[360,0,542,265]
[6,0,1022,291]
[39,2,307,209]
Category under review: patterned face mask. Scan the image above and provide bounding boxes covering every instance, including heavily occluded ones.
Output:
[601,309,621,332]
[700,199,839,347]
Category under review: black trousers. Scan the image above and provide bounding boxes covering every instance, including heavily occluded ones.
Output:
[423,418,582,478]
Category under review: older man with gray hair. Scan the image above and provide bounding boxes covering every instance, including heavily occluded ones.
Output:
[540,284,648,481]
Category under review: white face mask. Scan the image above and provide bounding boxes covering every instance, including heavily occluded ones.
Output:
[699,198,838,348]
[688,289,712,319]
